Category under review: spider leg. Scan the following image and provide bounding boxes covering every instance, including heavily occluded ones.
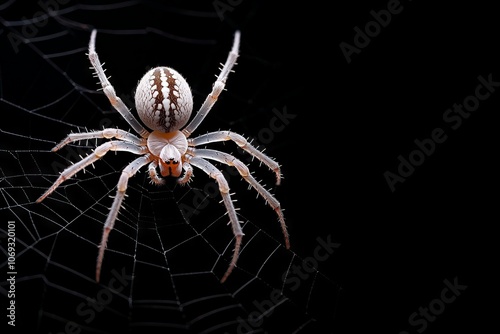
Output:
[88,29,149,138]
[190,131,282,185]
[52,128,146,152]
[96,154,153,283]
[192,148,289,249]
[36,141,148,203]
[188,156,243,283]
[182,31,240,137]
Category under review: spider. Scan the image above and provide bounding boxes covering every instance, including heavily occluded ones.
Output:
[36,29,289,283]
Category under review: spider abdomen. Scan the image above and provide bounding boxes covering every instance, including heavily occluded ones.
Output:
[135,66,193,133]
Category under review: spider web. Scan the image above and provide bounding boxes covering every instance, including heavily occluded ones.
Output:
[1,1,341,333]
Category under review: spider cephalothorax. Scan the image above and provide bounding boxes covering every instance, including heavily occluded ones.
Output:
[37,29,289,283]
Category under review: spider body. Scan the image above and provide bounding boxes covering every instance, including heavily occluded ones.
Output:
[135,66,193,133]
[37,30,289,283]
[147,130,187,178]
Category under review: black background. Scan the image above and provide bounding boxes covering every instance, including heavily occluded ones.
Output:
[1,1,498,333]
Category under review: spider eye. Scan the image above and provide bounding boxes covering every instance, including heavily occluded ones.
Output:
[159,144,181,164]
[135,67,193,133]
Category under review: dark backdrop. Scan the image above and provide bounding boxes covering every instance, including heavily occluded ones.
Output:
[1,1,498,333]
